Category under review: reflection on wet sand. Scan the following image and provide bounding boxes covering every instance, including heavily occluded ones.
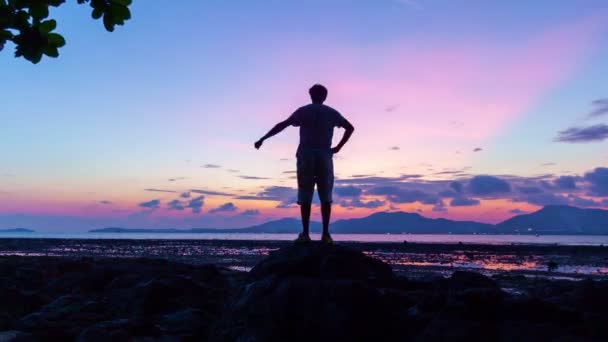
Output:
[0,238,606,280]
[366,250,608,279]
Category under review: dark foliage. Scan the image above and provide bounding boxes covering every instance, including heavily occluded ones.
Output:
[0,0,132,63]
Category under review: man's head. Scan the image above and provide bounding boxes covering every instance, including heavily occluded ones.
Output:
[309,84,328,104]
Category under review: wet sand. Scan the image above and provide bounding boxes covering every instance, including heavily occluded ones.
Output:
[1,238,606,281]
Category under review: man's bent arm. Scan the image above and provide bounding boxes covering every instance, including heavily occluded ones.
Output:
[255,120,291,149]
[332,121,355,153]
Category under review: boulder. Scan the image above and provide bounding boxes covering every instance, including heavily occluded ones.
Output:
[158,308,212,338]
[16,295,111,339]
[249,242,393,282]
[0,287,47,330]
[215,243,410,341]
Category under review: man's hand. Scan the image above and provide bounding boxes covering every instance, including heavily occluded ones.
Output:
[332,122,354,155]
[254,139,264,149]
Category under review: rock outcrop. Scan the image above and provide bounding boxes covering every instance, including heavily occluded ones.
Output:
[0,244,607,341]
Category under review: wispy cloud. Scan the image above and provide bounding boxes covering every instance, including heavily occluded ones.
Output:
[202,164,221,168]
[450,197,480,207]
[584,167,608,196]
[236,186,296,202]
[335,186,363,197]
[385,105,399,112]
[144,188,177,193]
[188,196,205,214]
[368,186,440,205]
[239,175,271,180]
[167,195,205,213]
[555,124,608,143]
[240,209,260,216]
[167,199,185,211]
[469,176,511,196]
[589,98,608,118]
[554,176,577,190]
[139,199,160,209]
[339,198,386,209]
[209,202,238,213]
[509,208,527,214]
[517,186,543,195]
[191,189,234,196]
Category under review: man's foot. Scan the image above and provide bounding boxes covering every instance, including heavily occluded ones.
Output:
[321,233,333,244]
[294,232,311,243]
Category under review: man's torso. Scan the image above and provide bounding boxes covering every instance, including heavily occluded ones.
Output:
[289,104,346,154]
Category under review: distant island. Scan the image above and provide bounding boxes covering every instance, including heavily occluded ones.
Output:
[90,205,608,235]
[0,228,34,233]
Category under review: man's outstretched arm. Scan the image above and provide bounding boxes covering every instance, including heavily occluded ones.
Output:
[331,120,355,154]
[254,119,291,149]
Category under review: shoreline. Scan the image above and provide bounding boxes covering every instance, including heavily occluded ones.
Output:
[1,233,608,246]
[1,238,606,281]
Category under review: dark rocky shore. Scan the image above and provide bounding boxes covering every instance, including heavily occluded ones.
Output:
[1,243,607,341]
[1,238,607,279]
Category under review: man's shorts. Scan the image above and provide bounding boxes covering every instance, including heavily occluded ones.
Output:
[296,149,334,204]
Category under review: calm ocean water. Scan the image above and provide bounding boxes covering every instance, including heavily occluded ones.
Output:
[0,232,607,246]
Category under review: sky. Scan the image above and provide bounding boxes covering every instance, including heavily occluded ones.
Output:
[1,0,608,232]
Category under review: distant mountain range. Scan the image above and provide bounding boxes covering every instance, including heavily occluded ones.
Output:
[496,205,608,235]
[0,228,34,233]
[89,205,608,235]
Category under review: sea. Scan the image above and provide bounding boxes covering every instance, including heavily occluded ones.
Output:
[1,232,608,246]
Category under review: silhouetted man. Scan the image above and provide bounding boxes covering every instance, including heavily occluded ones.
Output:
[255,84,355,243]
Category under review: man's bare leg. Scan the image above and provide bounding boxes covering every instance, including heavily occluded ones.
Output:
[295,202,312,243]
[301,202,311,235]
[321,202,333,243]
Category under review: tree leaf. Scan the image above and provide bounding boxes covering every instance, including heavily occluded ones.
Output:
[111,0,132,6]
[0,29,13,39]
[28,50,43,64]
[91,7,103,19]
[43,45,58,57]
[39,19,57,34]
[103,12,114,31]
[29,3,49,19]
[111,4,130,23]
[48,0,66,6]
[47,33,65,47]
